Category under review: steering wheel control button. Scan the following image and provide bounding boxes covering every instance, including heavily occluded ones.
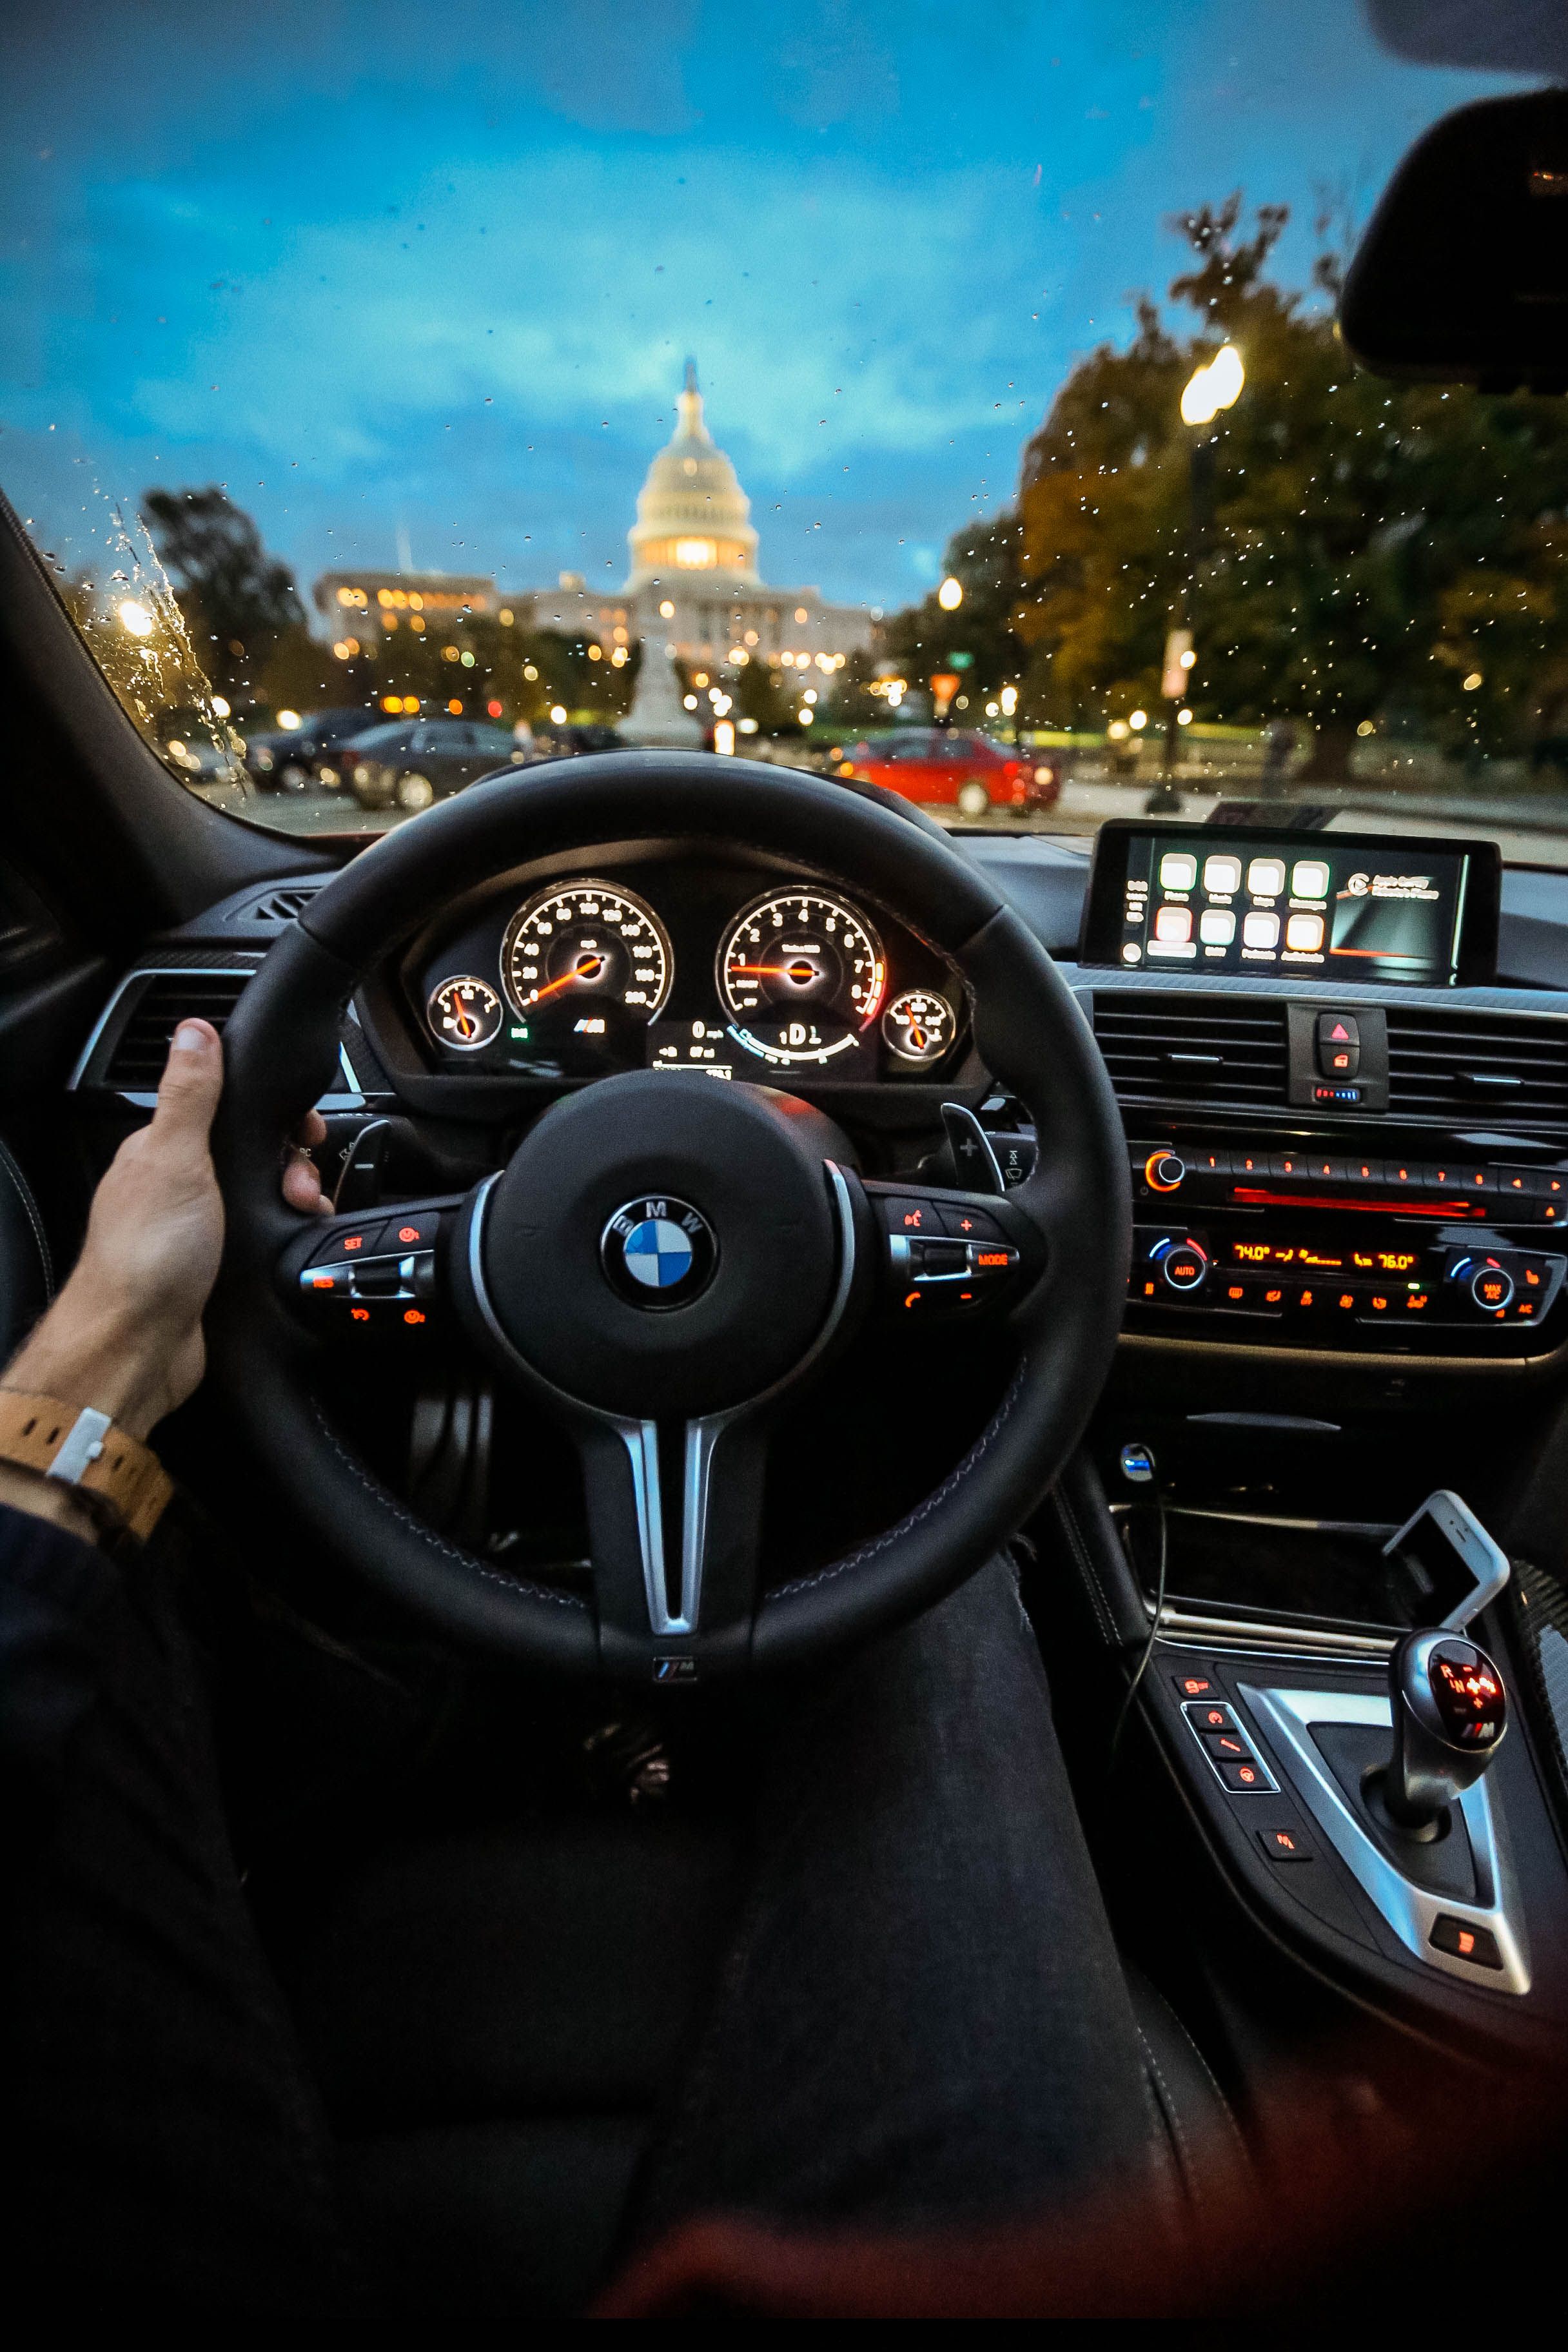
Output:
[309,1224,378,1264]
[300,1264,356,1296]
[376,1211,441,1253]
[881,1196,941,1235]
[936,1202,1004,1242]
[600,1196,718,1311]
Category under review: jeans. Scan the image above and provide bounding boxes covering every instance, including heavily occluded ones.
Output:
[3,1509,1155,2314]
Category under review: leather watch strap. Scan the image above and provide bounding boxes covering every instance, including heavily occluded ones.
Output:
[0,1390,173,1542]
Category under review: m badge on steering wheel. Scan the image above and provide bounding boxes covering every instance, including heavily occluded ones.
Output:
[600,1197,718,1309]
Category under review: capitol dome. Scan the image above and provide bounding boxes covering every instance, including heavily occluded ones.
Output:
[625,362,759,590]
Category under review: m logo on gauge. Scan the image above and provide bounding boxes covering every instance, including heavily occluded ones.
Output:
[601,1196,718,1309]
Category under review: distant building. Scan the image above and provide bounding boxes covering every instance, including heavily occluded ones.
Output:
[312,568,501,648]
[593,364,874,672]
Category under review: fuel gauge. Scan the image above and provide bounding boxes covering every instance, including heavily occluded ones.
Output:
[428,975,503,1052]
[882,988,955,1066]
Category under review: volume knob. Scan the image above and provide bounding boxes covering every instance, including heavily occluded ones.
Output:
[1146,1150,1186,1192]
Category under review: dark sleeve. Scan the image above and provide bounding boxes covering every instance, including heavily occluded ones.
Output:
[0,1498,121,1775]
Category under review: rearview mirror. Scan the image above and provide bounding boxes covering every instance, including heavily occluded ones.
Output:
[1338,88,1568,393]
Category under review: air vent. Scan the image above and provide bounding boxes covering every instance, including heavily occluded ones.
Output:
[1092,992,1289,1107]
[1386,1006,1568,1134]
[101,970,251,1089]
[248,885,320,926]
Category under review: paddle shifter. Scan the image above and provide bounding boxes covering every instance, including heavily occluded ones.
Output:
[1384,1631,1508,1830]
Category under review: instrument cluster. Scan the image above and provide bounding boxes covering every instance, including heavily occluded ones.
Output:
[408,861,967,1086]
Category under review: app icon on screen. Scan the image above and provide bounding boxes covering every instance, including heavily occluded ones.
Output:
[1202,854,1242,896]
[1159,851,1198,891]
[1243,911,1281,948]
[1291,859,1331,899]
[1286,912,1326,952]
[1246,858,1287,897]
[1153,904,1193,942]
[1199,909,1237,945]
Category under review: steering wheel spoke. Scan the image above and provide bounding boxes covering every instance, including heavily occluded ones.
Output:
[279,1193,463,1341]
[575,1409,768,1677]
[863,1180,1045,1328]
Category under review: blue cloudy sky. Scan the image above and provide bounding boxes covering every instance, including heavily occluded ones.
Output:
[0,1,1523,614]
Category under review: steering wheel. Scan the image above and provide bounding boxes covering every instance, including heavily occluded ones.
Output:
[211,754,1129,1680]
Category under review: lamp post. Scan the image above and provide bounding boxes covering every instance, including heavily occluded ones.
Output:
[1147,344,1245,813]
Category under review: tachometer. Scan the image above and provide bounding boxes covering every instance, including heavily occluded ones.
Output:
[501,880,673,1068]
[718,890,885,1067]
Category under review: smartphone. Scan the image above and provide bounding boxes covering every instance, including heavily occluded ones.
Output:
[1383,1491,1511,1631]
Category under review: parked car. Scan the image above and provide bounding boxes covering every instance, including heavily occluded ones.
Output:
[344,717,525,810]
[837,728,1059,819]
[245,705,379,791]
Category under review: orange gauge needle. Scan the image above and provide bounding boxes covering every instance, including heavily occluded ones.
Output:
[730,961,819,983]
[453,1003,477,1039]
[528,953,607,1003]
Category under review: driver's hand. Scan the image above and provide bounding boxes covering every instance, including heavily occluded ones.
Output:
[1,1020,328,1455]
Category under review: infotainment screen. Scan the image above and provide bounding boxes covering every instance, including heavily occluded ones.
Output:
[1079,821,1500,988]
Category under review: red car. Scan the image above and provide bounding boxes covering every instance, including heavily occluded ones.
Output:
[839,728,1061,819]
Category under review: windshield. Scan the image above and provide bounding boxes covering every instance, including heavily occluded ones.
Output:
[4,5,1560,859]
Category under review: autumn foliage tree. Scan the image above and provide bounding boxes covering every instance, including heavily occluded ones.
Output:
[1006,197,1568,779]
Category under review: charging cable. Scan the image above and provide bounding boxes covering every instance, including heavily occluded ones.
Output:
[1110,1465,1168,1769]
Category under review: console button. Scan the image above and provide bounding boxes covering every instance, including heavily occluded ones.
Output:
[1257,1823,1315,1863]
[1315,1012,1360,1077]
[1471,1265,1516,1312]
[1183,1700,1237,1732]
[1144,1150,1186,1191]
[1429,1914,1504,1969]
[1216,1756,1271,1792]
[1158,1239,1208,1292]
[1200,1728,1254,1763]
[1171,1670,1218,1700]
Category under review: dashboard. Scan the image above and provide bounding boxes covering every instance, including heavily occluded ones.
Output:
[66,814,1568,1380]
[398,849,969,1089]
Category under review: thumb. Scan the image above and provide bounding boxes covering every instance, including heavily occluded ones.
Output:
[149,1018,224,1148]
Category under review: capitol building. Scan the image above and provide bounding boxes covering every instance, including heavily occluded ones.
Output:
[557,364,874,674]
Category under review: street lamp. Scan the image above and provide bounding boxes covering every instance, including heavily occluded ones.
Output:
[937,576,963,611]
[1149,344,1246,812]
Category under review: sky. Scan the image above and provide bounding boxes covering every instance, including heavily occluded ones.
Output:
[0,0,1529,618]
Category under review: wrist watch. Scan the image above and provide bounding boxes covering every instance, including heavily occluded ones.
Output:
[0,1390,173,1542]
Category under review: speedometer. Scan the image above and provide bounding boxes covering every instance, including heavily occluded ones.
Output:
[500,880,672,1068]
[717,890,885,1067]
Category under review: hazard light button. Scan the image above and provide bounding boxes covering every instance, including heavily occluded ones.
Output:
[1315,1011,1360,1078]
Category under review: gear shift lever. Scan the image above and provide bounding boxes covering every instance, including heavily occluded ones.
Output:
[1384,1631,1508,1830]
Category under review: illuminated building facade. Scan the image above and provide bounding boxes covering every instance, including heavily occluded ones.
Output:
[607,364,874,672]
[312,569,500,650]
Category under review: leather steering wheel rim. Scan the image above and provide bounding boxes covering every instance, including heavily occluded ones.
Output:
[210,752,1130,1677]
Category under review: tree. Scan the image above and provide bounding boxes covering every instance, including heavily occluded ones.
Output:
[1010,197,1568,778]
[880,513,1028,716]
[141,488,307,709]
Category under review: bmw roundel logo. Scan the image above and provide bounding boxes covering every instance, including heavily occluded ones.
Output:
[601,1195,718,1309]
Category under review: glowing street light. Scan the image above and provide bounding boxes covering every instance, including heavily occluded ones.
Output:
[937,575,963,611]
[1179,342,1246,426]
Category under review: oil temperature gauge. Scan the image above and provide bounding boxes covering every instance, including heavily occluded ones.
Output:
[882,989,955,1065]
[428,975,503,1051]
